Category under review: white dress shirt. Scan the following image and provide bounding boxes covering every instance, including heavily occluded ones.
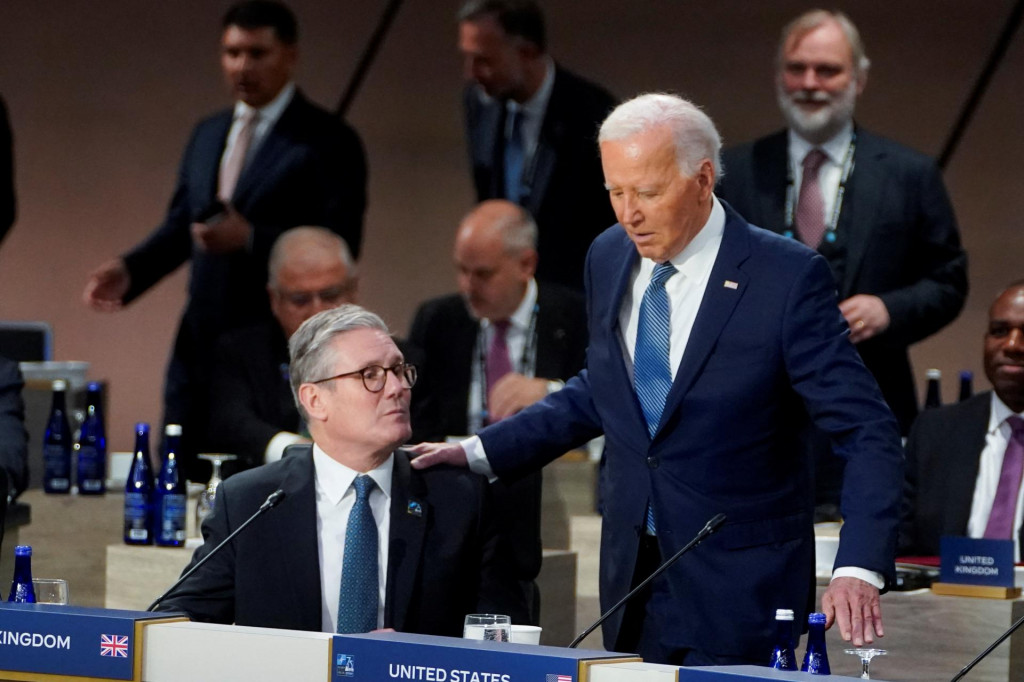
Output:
[504,57,555,185]
[219,82,296,186]
[966,393,1024,559]
[787,121,855,226]
[313,445,392,633]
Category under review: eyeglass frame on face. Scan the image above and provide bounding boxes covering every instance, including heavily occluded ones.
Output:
[310,362,418,393]
[274,281,355,308]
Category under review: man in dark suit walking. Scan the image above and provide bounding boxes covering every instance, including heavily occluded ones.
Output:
[81,1,367,480]
[458,0,617,291]
[206,227,357,472]
[408,199,587,623]
[412,93,904,665]
[902,281,1024,558]
[159,305,525,633]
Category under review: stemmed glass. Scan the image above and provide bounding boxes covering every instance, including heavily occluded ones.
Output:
[195,453,237,530]
[845,648,887,679]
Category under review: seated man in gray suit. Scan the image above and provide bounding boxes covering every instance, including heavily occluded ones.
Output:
[159,305,526,634]
[902,281,1024,557]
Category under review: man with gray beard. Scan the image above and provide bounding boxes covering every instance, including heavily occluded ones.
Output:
[718,9,967,511]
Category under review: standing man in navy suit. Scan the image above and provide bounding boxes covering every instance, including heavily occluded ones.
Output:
[458,0,617,291]
[82,1,367,479]
[412,93,904,665]
[718,10,967,439]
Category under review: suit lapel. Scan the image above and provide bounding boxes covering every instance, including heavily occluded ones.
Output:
[947,394,993,534]
[272,449,323,629]
[384,451,428,631]
[199,112,232,209]
[657,210,750,438]
[837,129,886,297]
[752,132,789,234]
[232,93,305,207]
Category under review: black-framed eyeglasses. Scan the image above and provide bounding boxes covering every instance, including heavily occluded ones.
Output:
[275,282,355,308]
[311,362,417,393]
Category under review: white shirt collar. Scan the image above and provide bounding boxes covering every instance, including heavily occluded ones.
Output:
[788,120,854,166]
[510,57,555,119]
[989,392,1024,435]
[312,443,393,506]
[657,195,726,279]
[233,81,296,125]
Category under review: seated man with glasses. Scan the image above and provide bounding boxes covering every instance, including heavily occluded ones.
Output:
[205,226,358,477]
[158,304,527,634]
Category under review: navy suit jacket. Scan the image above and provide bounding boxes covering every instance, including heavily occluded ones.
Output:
[0,357,28,498]
[159,447,526,634]
[465,66,617,290]
[900,392,1005,555]
[718,128,967,431]
[477,203,904,661]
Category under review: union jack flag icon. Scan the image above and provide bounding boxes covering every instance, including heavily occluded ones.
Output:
[100,634,129,657]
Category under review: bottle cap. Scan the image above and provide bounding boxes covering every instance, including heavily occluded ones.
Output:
[14,545,32,557]
[926,368,941,379]
[51,379,67,391]
[775,609,794,620]
[808,612,826,625]
[135,422,150,434]
[960,370,973,380]
[165,424,183,436]
[87,381,102,392]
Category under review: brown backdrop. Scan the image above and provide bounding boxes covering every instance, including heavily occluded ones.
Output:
[1,1,1020,452]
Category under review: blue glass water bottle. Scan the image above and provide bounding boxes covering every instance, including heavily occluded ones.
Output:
[801,612,831,674]
[155,424,187,547]
[75,381,106,495]
[8,545,36,602]
[769,608,797,670]
[124,423,154,544]
[42,379,72,494]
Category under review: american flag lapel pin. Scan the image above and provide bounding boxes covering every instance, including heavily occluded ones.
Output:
[407,500,423,517]
[724,280,739,289]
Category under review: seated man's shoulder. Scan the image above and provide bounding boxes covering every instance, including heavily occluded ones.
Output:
[412,294,470,327]
[398,450,486,492]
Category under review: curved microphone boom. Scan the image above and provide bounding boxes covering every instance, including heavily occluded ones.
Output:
[568,512,727,649]
[147,489,286,612]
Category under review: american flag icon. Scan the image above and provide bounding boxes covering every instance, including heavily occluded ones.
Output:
[100,634,129,658]
[545,675,572,682]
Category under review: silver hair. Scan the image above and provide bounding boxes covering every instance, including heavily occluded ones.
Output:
[778,10,871,77]
[598,93,723,179]
[268,226,356,286]
[288,304,389,419]
[494,203,538,252]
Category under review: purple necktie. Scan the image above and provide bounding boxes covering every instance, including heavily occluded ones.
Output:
[795,148,827,248]
[984,416,1024,539]
[485,320,513,422]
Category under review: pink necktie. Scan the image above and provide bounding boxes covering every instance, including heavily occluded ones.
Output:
[218,110,257,203]
[795,148,827,248]
[485,320,513,423]
[984,416,1024,539]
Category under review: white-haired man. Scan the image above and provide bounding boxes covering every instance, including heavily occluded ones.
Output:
[412,92,904,665]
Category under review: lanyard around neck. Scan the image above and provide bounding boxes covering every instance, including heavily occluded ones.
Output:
[472,305,539,430]
[782,134,857,244]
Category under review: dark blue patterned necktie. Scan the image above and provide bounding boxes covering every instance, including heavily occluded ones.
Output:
[337,475,378,633]
[634,262,678,535]
[503,108,524,203]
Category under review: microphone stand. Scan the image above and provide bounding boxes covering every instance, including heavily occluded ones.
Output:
[950,611,1024,681]
[568,513,727,649]
[147,489,286,612]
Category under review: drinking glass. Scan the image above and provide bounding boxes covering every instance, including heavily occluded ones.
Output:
[844,648,887,679]
[32,579,69,605]
[195,453,237,530]
[463,614,511,642]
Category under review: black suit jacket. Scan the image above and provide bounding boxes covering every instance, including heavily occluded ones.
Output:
[207,321,298,471]
[719,128,967,431]
[465,66,617,290]
[158,447,526,634]
[119,91,366,476]
[407,284,587,585]
[900,392,1001,555]
[0,357,28,498]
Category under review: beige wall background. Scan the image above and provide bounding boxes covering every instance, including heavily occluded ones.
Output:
[1,1,1021,453]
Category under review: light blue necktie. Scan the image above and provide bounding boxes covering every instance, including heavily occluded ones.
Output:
[503,107,524,203]
[337,475,378,634]
[634,262,678,535]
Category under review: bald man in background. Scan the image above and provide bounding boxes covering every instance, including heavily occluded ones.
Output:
[205,227,357,475]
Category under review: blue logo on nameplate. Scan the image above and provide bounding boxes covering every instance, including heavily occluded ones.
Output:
[337,653,356,677]
[940,536,1015,587]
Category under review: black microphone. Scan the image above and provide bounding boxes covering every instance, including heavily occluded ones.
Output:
[146,489,286,612]
[950,610,1024,681]
[568,512,726,648]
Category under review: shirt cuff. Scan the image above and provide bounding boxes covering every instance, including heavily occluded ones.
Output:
[265,432,306,464]
[832,566,885,589]
[461,435,497,482]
